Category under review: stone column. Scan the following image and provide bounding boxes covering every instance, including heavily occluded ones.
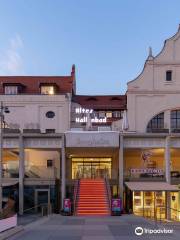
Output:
[119,135,124,203]
[165,136,171,183]
[164,110,171,133]
[61,134,66,209]
[19,134,24,215]
[165,136,171,220]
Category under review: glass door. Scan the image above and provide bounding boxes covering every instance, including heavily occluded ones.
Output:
[170,192,179,221]
[72,157,112,179]
[91,163,97,179]
[83,164,92,179]
[144,191,154,219]
[155,191,166,220]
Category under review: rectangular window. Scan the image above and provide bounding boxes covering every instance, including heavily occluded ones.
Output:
[45,129,55,133]
[4,86,18,95]
[41,86,55,95]
[113,111,122,118]
[166,71,172,81]
[99,111,105,118]
[47,159,53,168]
[106,112,112,118]
[171,110,180,129]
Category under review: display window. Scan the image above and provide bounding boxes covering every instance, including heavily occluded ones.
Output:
[133,191,166,220]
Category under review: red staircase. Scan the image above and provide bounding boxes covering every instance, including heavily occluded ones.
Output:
[76,179,110,216]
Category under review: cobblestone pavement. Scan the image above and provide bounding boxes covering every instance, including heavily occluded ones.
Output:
[9,214,180,240]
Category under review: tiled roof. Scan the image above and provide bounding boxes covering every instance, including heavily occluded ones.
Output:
[72,95,127,110]
[0,65,76,94]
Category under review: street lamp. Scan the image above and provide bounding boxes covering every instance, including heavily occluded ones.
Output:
[0,101,10,213]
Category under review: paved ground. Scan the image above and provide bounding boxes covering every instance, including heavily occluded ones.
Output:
[9,214,180,240]
[17,213,42,226]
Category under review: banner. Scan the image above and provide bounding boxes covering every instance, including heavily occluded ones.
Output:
[111,199,122,212]
[63,199,71,213]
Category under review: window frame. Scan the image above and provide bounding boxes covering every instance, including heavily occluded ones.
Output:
[40,85,56,95]
[166,70,172,82]
[4,85,19,95]
[171,110,180,129]
[147,112,164,131]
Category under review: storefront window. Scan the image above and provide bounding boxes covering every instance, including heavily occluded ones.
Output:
[170,192,180,221]
[133,191,143,216]
[133,191,166,220]
[155,191,166,220]
[144,191,154,218]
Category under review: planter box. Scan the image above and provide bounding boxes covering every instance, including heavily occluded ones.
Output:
[0,214,17,233]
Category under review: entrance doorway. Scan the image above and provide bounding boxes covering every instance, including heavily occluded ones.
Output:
[133,191,166,220]
[35,189,50,212]
[72,157,112,179]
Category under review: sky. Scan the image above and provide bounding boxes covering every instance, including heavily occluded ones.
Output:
[0,0,180,95]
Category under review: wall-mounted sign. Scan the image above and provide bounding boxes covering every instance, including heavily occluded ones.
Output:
[75,107,93,114]
[65,132,119,147]
[75,107,107,123]
[141,150,152,165]
[75,117,107,123]
[130,168,163,174]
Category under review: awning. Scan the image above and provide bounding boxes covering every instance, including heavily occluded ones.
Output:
[125,182,179,191]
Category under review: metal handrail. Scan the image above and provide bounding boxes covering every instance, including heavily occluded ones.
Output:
[23,203,52,216]
[105,176,111,211]
[73,179,79,215]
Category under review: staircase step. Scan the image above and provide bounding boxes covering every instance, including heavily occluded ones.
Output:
[76,179,110,216]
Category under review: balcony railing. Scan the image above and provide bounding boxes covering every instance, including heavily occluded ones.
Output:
[3,168,19,178]
[25,166,57,179]
[147,128,169,133]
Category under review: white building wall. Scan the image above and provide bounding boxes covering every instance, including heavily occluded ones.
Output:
[25,149,60,178]
[1,95,70,133]
[127,25,180,133]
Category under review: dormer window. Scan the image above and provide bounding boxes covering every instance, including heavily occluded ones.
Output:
[5,86,18,95]
[3,83,25,95]
[41,86,55,95]
[40,83,58,95]
[166,71,172,81]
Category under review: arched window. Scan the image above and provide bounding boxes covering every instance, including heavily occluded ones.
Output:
[171,110,180,129]
[147,112,164,132]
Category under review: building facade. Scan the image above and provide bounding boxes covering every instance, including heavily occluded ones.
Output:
[1,26,180,220]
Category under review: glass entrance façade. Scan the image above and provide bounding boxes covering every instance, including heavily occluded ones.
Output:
[72,157,112,179]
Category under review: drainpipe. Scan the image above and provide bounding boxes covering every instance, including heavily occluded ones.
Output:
[61,134,66,210]
[165,136,171,220]
[119,134,124,207]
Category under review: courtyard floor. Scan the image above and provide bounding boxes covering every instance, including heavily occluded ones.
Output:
[8,214,180,240]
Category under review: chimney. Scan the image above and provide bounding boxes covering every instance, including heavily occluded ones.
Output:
[71,64,75,76]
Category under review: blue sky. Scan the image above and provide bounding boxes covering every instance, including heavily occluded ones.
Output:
[0,0,180,95]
